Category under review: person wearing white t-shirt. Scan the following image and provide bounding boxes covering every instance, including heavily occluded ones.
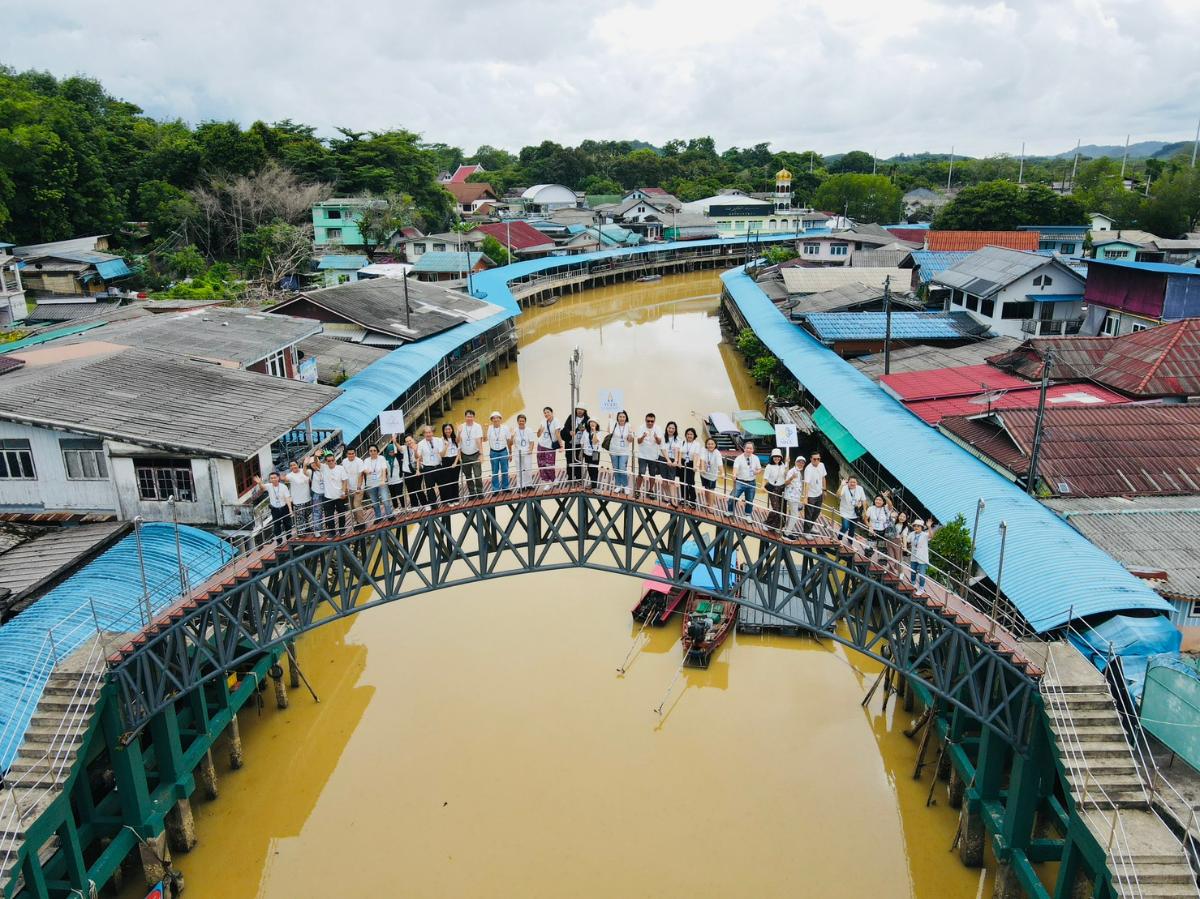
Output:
[837,477,868,541]
[341,448,367,515]
[487,412,512,491]
[762,449,788,529]
[783,456,806,536]
[362,444,392,519]
[697,438,724,511]
[635,413,663,499]
[679,427,702,507]
[321,454,350,534]
[256,472,293,539]
[801,452,828,534]
[727,443,762,518]
[283,460,311,532]
[536,406,561,484]
[416,426,444,506]
[513,414,537,489]
[909,519,931,596]
[458,410,485,497]
[607,411,634,493]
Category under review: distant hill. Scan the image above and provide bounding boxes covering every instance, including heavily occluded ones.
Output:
[1052,140,1193,160]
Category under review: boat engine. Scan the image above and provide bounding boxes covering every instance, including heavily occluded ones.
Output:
[687,614,712,643]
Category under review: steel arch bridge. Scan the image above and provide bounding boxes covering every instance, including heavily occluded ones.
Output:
[107,483,1044,750]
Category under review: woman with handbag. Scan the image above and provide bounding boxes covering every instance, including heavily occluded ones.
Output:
[583,419,603,487]
[606,410,633,494]
[679,427,701,508]
[439,423,461,502]
[865,492,895,558]
[537,406,561,484]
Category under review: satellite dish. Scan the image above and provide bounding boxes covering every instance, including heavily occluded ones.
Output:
[970,389,1010,414]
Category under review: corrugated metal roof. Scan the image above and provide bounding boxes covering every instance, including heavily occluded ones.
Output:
[0,523,232,769]
[0,322,107,354]
[721,266,1172,632]
[413,251,487,273]
[907,383,1126,425]
[1025,293,1084,303]
[1047,496,1200,600]
[0,522,128,609]
[907,251,972,284]
[812,405,866,462]
[926,231,1042,252]
[934,246,1079,298]
[804,311,986,343]
[313,234,804,443]
[317,255,369,270]
[1089,258,1200,277]
[881,364,1030,402]
[782,267,909,296]
[995,404,1200,497]
[851,336,1022,382]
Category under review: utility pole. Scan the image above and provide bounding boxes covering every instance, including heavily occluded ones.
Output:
[1026,348,1054,495]
[809,150,814,174]
[882,276,894,376]
[1192,117,1199,168]
[872,151,877,176]
[402,269,412,331]
[1120,134,1130,180]
[1018,141,1025,185]
[946,146,955,191]
[1069,139,1081,190]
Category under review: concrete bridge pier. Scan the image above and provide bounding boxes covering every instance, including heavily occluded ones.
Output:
[287,641,301,688]
[197,748,219,799]
[992,862,1022,899]
[958,802,987,867]
[226,715,244,769]
[271,664,289,710]
[165,798,197,853]
[137,832,171,888]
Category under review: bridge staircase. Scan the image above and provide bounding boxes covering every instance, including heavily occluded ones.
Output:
[0,634,113,892]
[1041,642,1197,898]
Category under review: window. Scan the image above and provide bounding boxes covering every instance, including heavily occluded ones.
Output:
[263,349,288,378]
[1102,249,1126,259]
[61,438,107,480]
[413,242,426,254]
[434,242,446,251]
[233,455,261,496]
[950,289,963,307]
[1000,301,1035,320]
[0,439,35,479]
[1130,321,1150,332]
[326,209,343,220]
[803,242,820,255]
[966,295,979,312]
[134,459,195,502]
[326,227,342,241]
[1102,314,1119,336]
[1060,243,1076,255]
[981,298,996,317]
[830,243,849,256]
[1191,600,1200,619]
[1039,240,1056,251]
[1033,274,1053,287]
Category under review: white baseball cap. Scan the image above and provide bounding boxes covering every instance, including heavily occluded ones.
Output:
[490,411,502,419]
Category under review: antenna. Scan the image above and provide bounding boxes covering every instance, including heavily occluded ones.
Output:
[946,146,955,191]
[1018,141,1025,185]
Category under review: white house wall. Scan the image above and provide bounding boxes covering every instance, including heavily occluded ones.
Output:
[0,420,119,512]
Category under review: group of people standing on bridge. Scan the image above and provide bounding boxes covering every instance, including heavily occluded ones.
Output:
[254,404,937,597]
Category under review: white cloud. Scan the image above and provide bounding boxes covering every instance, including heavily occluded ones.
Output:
[3,0,1197,156]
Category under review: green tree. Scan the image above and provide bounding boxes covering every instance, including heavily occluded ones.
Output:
[735,328,766,359]
[933,180,1086,230]
[580,175,622,195]
[750,354,779,385]
[238,222,312,296]
[469,145,516,171]
[194,121,267,175]
[165,244,206,279]
[829,150,875,174]
[330,129,452,229]
[356,193,417,261]
[480,234,510,266]
[813,174,902,223]
[763,246,797,264]
[929,513,973,587]
[1140,164,1200,237]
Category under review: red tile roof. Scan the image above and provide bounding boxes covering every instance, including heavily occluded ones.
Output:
[640,187,670,196]
[939,415,1028,472]
[447,164,483,183]
[470,221,556,253]
[988,319,1200,398]
[444,181,498,204]
[906,383,1126,425]
[926,231,1041,252]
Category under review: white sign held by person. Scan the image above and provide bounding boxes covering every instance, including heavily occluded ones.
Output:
[775,423,799,448]
[378,409,406,436]
[598,389,624,414]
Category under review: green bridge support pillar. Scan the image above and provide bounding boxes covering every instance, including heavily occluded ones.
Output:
[960,724,1011,867]
[993,717,1055,899]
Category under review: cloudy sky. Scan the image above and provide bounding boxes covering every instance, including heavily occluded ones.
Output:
[4,0,1198,157]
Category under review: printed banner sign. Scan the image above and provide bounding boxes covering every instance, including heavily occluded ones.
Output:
[774,423,799,448]
[378,409,406,436]
[598,389,624,414]
[297,356,319,384]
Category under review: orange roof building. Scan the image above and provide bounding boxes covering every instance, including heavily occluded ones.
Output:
[926,231,1041,253]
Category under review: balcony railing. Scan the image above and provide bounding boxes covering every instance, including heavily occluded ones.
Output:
[1021,317,1085,336]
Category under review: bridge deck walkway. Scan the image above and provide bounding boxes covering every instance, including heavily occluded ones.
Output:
[105,472,1043,678]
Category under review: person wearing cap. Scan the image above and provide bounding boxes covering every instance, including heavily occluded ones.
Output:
[909,518,931,597]
[487,412,512,491]
[782,454,806,536]
[762,449,788,530]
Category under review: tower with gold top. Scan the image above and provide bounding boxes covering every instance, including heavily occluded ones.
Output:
[773,167,793,211]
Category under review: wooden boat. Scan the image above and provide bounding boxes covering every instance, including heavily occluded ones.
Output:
[631,564,690,626]
[536,294,559,307]
[636,273,663,283]
[704,411,740,453]
[680,594,737,668]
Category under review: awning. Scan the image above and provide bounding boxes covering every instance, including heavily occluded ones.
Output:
[812,405,867,463]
